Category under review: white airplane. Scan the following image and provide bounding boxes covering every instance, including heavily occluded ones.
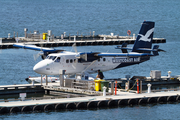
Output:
[14,21,164,82]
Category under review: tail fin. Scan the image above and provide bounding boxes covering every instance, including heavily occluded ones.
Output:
[132,21,155,53]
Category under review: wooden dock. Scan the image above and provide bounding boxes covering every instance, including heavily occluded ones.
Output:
[0,87,179,114]
[0,36,166,49]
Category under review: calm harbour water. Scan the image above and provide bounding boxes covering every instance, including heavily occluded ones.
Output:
[1,0,180,119]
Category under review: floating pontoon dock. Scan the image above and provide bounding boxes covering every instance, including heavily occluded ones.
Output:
[0,36,166,49]
[0,74,180,114]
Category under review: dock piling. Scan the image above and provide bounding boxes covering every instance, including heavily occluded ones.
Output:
[59,70,65,87]
[46,75,48,85]
[111,81,114,95]
[41,75,43,85]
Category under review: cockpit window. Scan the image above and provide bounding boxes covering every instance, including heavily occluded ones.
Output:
[46,56,57,61]
[46,55,50,59]
[49,56,57,60]
[55,57,61,62]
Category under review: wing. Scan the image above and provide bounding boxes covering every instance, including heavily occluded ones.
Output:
[13,44,57,53]
[13,44,65,59]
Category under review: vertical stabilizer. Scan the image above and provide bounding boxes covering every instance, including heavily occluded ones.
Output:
[132,21,155,53]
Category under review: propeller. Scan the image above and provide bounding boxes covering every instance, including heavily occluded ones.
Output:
[81,60,97,73]
[72,43,78,53]
[33,42,44,61]
[33,51,44,61]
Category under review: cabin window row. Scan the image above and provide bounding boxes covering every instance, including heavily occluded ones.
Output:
[46,55,106,63]
[66,59,77,63]
[98,58,106,62]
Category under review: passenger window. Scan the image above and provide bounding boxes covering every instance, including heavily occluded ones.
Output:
[70,59,73,63]
[55,57,61,62]
[103,58,106,62]
[98,58,100,62]
[66,59,69,63]
[78,59,81,63]
[74,59,76,63]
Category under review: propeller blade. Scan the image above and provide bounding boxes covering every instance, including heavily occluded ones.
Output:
[33,53,40,61]
[81,60,97,73]
[72,43,78,53]
[33,51,44,61]
[72,59,78,69]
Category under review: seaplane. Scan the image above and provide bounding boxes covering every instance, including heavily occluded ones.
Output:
[14,21,165,83]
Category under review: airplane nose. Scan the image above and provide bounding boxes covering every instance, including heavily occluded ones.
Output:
[33,62,44,74]
[33,60,52,74]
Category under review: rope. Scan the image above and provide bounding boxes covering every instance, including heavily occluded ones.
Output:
[116,80,138,92]
[127,80,137,92]
[118,83,123,89]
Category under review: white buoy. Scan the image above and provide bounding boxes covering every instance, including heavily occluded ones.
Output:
[133,34,135,39]
[147,83,151,93]
[103,86,107,96]
[8,33,10,38]
[168,71,172,78]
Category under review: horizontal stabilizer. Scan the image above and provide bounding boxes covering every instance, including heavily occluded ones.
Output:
[116,43,132,53]
[136,45,165,56]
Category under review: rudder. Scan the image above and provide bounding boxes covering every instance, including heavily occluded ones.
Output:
[132,21,155,53]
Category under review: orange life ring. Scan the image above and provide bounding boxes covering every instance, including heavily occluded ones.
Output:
[127,30,131,35]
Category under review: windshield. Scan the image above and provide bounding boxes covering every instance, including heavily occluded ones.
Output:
[46,55,57,61]
[55,57,61,62]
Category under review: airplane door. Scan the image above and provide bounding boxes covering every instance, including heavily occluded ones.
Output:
[96,57,108,71]
[53,57,61,74]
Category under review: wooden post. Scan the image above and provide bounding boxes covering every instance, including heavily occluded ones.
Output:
[46,75,48,85]
[115,80,117,95]
[41,75,42,85]
[140,80,142,94]
[13,32,15,38]
[59,70,65,87]
[111,81,114,95]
